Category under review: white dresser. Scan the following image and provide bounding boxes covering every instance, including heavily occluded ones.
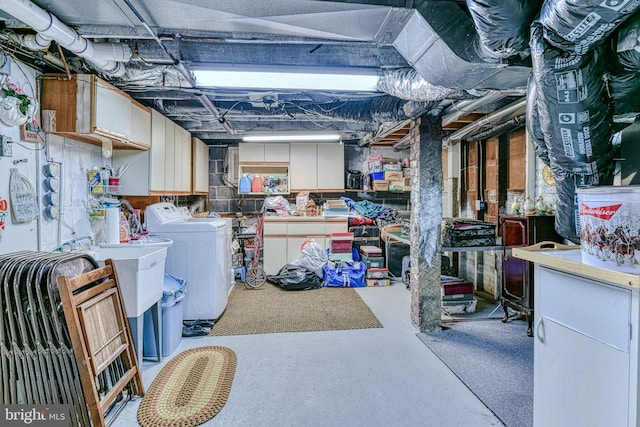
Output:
[513,246,640,427]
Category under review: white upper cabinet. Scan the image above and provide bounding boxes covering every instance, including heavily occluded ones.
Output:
[42,73,151,149]
[113,110,192,195]
[317,143,344,191]
[290,143,344,192]
[192,137,209,194]
[164,118,176,192]
[239,143,289,163]
[289,143,318,191]
[149,109,166,193]
[174,125,192,193]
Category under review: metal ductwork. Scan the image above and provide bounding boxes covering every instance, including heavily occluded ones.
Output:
[113,2,531,95]
[0,0,131,77]
[383,4,531,91]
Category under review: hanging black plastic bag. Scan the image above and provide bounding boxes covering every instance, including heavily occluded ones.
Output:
[267,264,322,291]
[466,0,540,60]
[609,13,640,116]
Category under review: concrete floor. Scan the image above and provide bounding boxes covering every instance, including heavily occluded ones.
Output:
[112,282,503,426]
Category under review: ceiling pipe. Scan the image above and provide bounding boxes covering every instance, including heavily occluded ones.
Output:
[464,114,526,142]
[441,92,508,127]
[120,0,196,88]
[443,97,526,145]
[1,0,131,77]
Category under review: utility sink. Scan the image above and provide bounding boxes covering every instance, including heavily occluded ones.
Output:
[99,235,173,248]
[91,246,168,318]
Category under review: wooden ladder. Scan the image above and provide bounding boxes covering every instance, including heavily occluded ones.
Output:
[57,259,144,426]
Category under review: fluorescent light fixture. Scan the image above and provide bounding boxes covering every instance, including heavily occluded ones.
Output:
[243,134,341,142]
[194,65,379,92]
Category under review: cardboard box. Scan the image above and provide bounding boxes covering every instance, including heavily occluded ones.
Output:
[441,299,477,314]
[372,180,388,191]
[361,255,385,268]
[442,293,475,301]
[441,281,474,296]
[360,245,382,257]
[366,267,389,279]
[389,180,404,192]
[366,278,391,286]
[403,177,411,191]
[384,170,402,180]
[383,162,402,171]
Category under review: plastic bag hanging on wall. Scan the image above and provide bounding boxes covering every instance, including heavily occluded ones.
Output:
[9,168,39,222]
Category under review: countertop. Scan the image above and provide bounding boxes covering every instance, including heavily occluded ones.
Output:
[512,243,640,289]
[263,215,348,222]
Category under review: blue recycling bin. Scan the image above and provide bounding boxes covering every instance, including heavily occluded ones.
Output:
[143,274,186,358]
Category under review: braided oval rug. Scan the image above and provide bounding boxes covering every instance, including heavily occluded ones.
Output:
[137,346,237,427]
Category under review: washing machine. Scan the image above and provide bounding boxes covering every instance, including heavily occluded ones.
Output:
[145,202,234,321]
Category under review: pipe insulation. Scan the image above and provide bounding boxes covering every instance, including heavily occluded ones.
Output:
[1,0,131,77]
[443,97,526,145]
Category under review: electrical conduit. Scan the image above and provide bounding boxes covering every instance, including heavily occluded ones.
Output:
[0,0,131,77]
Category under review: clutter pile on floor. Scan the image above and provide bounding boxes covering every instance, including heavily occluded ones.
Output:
[183,319,215,336]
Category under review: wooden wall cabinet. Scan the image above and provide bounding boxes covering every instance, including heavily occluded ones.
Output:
[42,74,150,149]
[500,215,562,336]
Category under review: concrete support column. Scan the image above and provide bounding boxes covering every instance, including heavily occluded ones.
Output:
[410,115,444,332]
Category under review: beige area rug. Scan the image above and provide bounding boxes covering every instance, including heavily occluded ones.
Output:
[137,346,236,427]
[209,284,383,336]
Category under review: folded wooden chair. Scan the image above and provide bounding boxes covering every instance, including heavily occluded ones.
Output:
[57,259,144,426]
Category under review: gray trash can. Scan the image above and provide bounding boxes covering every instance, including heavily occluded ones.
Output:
[143,273,186,358]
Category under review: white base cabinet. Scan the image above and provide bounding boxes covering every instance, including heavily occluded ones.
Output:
[262,216,348,275]
[519,249,640,427]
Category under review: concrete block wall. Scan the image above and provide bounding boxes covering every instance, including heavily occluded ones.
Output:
[207,144,411,214]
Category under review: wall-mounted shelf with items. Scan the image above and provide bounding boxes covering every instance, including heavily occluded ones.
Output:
[238,163,289,195]
[88,184,122,196]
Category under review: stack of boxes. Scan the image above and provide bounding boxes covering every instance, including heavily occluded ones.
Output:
[440,275,477,314]
[368,161,409,192]
[350,225,381,252]
[328,232,355,261]
[360,245,390,286]
[384,163,404,192]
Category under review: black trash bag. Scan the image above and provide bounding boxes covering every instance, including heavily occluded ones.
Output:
[553,169,581,244]
[267,264,323,291]
[466,0,541,60]
[539,0,640,54]
[608,71,640,115]
[615,10,640,72]
[608,14,640,115]
[552,165,615,244]
[530,22,615,176]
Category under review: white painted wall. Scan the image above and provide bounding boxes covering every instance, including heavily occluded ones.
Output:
[0,59,39,253]
[0,58,110,255]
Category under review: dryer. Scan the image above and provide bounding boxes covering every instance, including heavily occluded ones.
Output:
[145,202,233,321]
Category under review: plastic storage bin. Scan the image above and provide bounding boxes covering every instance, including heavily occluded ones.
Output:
[143,274,186,358]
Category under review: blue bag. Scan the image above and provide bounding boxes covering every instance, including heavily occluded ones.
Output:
[322,259,367,288]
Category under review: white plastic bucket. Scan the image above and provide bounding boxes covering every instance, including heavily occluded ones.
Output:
[576,185,640,273]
